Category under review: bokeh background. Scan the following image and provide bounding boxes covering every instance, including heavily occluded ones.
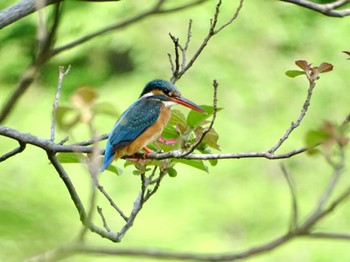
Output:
[1,0,350,261]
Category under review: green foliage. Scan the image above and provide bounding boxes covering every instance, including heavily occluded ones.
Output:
[57,86,118,131]
[305,121,349,156]
[56,152,88,163]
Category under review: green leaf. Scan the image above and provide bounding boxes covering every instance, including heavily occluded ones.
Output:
[285,70,305,78]
[56,106,80,130]
[173,159,208,173]
[169,109,187,126]
[106,165,123,176]
[133,170,142,175]
[305,130,330,147]
[208,158,218,166]
[196,147,218,166]
[92,102,118,117]
[167,167,177,177]
[56,152,88,163]
[306,148,321,156]
[201,127,220,150]
[162,124,180,140]
[187,105,221,128]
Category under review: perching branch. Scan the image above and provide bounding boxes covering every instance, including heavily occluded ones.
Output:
[0,125,308,160]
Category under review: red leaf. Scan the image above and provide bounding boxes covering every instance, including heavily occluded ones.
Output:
[318,62,333,73]
[295,60,309,70]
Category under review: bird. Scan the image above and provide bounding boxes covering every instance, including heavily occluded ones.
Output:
[101,79,205,172]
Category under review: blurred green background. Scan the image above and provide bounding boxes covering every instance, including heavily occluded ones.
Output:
[1,0,350,261]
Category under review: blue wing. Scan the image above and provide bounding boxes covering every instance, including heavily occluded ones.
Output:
[101,97,162,171]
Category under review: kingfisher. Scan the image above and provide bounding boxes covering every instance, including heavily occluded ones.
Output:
[101,79,205,172]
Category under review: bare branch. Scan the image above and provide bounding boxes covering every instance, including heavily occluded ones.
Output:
[169,0,245,83]
[269,81,316,153]
[181,79,218,157]
[0,0,60,29]
[306,232,350,240]
[47,152,87,223]
[0,141,26,162]
[280,0,350,17]
[51,0,208,57]
[0,2,62,124]
[51,65,71,142]
[281,163,299,230]
[0,125,308,160]
[97,184,128,222]
[97,206,111,232]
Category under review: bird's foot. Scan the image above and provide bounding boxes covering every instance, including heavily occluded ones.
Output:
[142,147,153,158]
[159,136,179,145]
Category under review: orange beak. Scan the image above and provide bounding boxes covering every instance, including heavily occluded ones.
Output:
[171,96,206,113]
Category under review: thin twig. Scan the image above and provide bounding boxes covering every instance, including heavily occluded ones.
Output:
[280,163,299,230]
[302,146,346,229]
[181,79,218,157]
[97,184,128,222]
[169,0,245,83]
[51,65,71,142]
[0,141,26,162]
[116,175,148,241]
[169,33,180,79]
[180,19,193,70]
[269,81,316,153]
[305,232,350,240]
[97,206,111,232]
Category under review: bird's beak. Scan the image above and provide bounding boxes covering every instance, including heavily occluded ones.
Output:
[171,96,206,113]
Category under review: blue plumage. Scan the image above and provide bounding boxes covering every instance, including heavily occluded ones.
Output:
[101,96,162,171]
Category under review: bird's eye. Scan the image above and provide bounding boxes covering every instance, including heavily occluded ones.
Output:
[163,89,170,95]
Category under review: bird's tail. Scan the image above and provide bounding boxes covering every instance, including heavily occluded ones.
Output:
[100,143,115,172]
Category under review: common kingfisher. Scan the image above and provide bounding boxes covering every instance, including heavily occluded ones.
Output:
[101,79,205,172]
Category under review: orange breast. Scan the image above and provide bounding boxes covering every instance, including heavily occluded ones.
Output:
[114,105,172,159]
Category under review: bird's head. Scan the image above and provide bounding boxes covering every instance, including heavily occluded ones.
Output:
[140,79,206,113]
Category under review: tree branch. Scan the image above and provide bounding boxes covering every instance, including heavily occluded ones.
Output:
[169,0,245,83]
[280,0,350,17]
[50,0,208,57]
[0,2,62,124]
[51,65,71,142]
[269,80,316,153]
[0,140,26,162]
[0,0,60,29]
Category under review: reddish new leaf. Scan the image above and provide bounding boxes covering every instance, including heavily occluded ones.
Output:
[295,60,309,70]
[318,62,333,73]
